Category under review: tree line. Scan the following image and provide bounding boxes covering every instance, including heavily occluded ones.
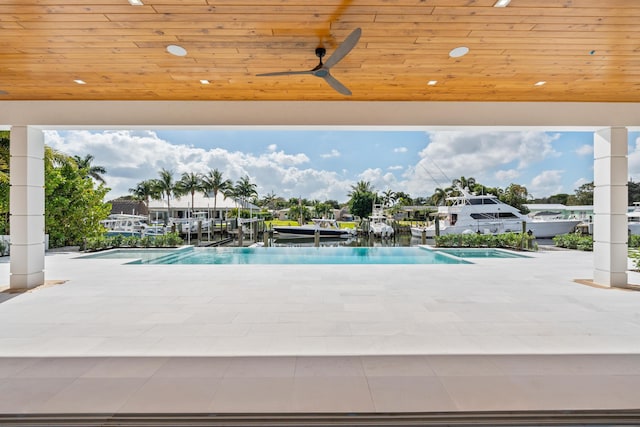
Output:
[2,130,636,247]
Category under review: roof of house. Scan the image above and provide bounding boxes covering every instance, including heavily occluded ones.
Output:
[147,192,258,211]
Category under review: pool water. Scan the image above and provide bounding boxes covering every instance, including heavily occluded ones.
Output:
[434,248,529,258]
[79,248,178,262]
[124,246,470,265]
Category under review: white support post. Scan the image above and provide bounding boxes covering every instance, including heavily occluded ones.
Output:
[9,126,45,289]
[593,127,628,288]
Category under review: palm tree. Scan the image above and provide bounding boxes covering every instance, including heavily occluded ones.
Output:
[177,172,204,218]
[233,175,258,212]
[129,179,161,221]
[348,180,374,197]
[261,191,278,211]
[452,176,476,192]
[155,168,177,219]
[73,154,107,184]
[431,187,449,206]
[381,189,397,207]
[201,169,232,221]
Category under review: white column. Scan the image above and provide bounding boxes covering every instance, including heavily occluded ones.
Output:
[593,127,628,287]
[9,126,45,289]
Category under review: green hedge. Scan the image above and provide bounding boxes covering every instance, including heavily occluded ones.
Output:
[552,233,593,251]
[552,233,640,252]
[434,232,537,250]
[84,232,183,252]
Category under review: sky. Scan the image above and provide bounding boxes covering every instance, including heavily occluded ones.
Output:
[44,129,640,204]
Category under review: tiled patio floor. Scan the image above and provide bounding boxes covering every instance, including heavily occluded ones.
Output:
[0,247,639,417]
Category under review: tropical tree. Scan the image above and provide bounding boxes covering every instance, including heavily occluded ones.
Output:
[177,171,204,218]
[381,189,397,207]
[201,168,232,221]
[155,168,178,218]
[312,200,331,218]
[260,191,278,211]
[0,131,10,234]
[223,175,258,219]
[73,154,107,184]
[129,179,161,221]
[568,181,594,206]
[0,133,110,246]
[233,175,258,209]
[348,180,374,197]
[288,199,312,224]
[347,180,376,219]
[394,191,413,206]
[430,187,449,206]
[500,183,530,213]
[452,176,476,191]
[46,147,111,247]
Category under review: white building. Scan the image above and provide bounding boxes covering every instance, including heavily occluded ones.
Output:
[147,192,259,222]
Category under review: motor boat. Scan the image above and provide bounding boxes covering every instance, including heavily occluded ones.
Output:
[100,214,148,237]
[410,188,581,239]
[369,204,394,238]
[628,203,640,235]
[273,218,356,239]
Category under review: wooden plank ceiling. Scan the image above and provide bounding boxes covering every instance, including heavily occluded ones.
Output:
[0,0,639,102]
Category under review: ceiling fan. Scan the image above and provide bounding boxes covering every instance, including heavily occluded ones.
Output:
[256,28,362,96]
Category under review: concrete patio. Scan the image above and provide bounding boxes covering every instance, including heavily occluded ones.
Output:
[1,247,639,419]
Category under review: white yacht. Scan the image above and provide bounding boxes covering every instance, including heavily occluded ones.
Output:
[100,214,148,237]
[628,203,640,235]
[368,204,394,238]
[411,188,581,239]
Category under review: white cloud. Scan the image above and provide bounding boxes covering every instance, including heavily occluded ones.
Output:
[267,144,277,152]
[573,177,590,190]
[44,130,350,202]
[265,151,309,166]
[575,144,593,157]
[320,149,340,159]
[405,130,560,197]
[358,168,398,193]
[495,169,520,181]
[394,147,408,153]
[529,170,564,197]
[388,165,403,171]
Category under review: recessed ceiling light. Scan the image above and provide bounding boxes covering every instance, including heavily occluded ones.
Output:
[427,80,438,86]
[494,0,511,7]
[200,79,210,85]
[74,79,86,85]
[449,46,469,58]
[166,45,187,57]
[534,81,546,86]
[128,0,143,5]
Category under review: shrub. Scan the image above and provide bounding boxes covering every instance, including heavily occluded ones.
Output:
[122,235,139,248]
[435,232,536,251]
[629,235,640,248]
[553,233,592,251]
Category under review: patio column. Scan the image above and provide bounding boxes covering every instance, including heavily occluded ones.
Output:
[593,127,628,288]
[9,126,45,289]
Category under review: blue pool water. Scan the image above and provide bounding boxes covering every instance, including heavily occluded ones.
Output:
[434,248,529,258]
[80,249,177,262]
[109,246,471,265]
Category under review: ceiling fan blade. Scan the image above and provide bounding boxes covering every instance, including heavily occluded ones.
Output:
[256,70,314,77]
[323,28,362,69]
[321,73,352,96]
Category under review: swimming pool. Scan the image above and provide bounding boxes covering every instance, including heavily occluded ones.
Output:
[80,248,178,262]
[83,246,470,265]
[434,248,529,258]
